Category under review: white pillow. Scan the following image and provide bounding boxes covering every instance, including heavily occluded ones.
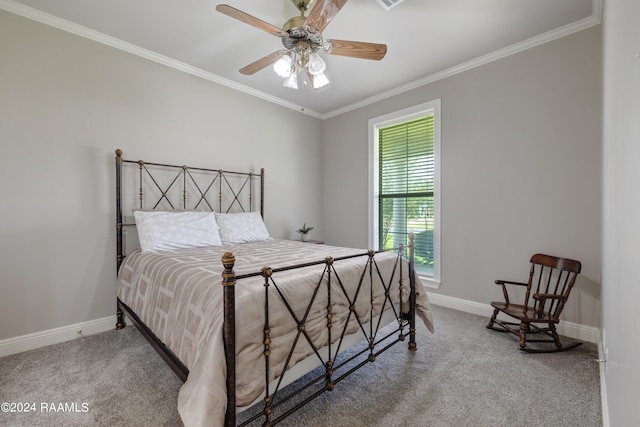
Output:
[215,211,270,244]
[134,210,222,252]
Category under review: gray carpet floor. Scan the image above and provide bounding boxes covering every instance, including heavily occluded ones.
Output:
[0,305,602,426]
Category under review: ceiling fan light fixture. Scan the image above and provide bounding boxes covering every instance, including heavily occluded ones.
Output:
[217,1,387,91]
[311,72,329,89]
[283,72,299,90]
[273,54,293,78]
[307,52,326,75]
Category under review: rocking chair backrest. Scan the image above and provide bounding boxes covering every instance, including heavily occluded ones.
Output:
[525,254,582,321]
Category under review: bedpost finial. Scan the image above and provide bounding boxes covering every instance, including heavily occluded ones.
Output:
[222,252,235,268]
[115,149,123,158]
[221,252,236,287]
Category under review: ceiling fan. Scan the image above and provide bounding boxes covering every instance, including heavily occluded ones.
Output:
[216,0,387,90]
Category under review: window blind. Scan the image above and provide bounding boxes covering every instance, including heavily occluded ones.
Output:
[378,115,435,274]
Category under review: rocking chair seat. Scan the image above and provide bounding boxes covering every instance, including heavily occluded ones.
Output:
[489,302,556,324]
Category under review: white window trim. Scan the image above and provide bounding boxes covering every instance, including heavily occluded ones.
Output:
[368,99,441,289]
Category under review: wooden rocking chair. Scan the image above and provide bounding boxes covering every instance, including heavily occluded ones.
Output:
[486,253,582,353]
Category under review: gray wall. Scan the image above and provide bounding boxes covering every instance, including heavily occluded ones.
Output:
[0,10,323,340]
[322,27,602,328]
[602,0,640,424]
[3,5,631,423]
[0,9,603,338]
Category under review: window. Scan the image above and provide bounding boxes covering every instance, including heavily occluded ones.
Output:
[369,100,440,288]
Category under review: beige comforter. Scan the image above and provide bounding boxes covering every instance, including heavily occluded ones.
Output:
[117,239,433,426]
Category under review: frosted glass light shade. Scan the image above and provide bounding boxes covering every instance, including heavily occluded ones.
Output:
[308,52,326,75]
[312,72,329,89]
[283,72,299,90]
[273,54,292,78]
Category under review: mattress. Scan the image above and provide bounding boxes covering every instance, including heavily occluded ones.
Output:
[116,239,433,426]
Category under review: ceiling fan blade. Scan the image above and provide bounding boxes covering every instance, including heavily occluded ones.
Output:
[239,50,288,75]
[305,0,349,33]
[325,39,387,60]
[216,4,286,37]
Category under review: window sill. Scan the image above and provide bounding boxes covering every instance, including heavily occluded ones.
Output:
[418,275,441,290]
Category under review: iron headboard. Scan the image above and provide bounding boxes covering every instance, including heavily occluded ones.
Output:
[114,148,264,271]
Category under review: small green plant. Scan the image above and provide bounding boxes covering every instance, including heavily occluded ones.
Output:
[297,223,314,234]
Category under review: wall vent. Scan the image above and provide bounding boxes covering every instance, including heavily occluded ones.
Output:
[376,0,405,11]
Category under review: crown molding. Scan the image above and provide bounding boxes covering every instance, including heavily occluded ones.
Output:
[322,0,602,119]
[1,0,600,121]
[0,0,323,119]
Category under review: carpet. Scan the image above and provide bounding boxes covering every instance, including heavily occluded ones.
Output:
[0,305,601,426]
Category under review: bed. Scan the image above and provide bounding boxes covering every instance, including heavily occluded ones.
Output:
[113,149,434,426]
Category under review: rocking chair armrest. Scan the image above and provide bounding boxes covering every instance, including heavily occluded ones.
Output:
[533,293,563,301]
[494,280,527,305]
[494,280,528,287]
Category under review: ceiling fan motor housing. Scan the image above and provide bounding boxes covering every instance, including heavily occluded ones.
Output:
[282,10,323,54]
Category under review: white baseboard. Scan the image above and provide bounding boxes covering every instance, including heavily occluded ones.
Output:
[0,315,117,358]
[1,294,600,358]
[427,292,600,344]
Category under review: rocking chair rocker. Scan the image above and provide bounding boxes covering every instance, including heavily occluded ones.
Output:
[487,253,582,353]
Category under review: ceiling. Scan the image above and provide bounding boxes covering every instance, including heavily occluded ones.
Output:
[2,0,599,118]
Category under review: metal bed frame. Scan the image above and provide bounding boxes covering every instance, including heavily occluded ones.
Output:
[113,149,419,426]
